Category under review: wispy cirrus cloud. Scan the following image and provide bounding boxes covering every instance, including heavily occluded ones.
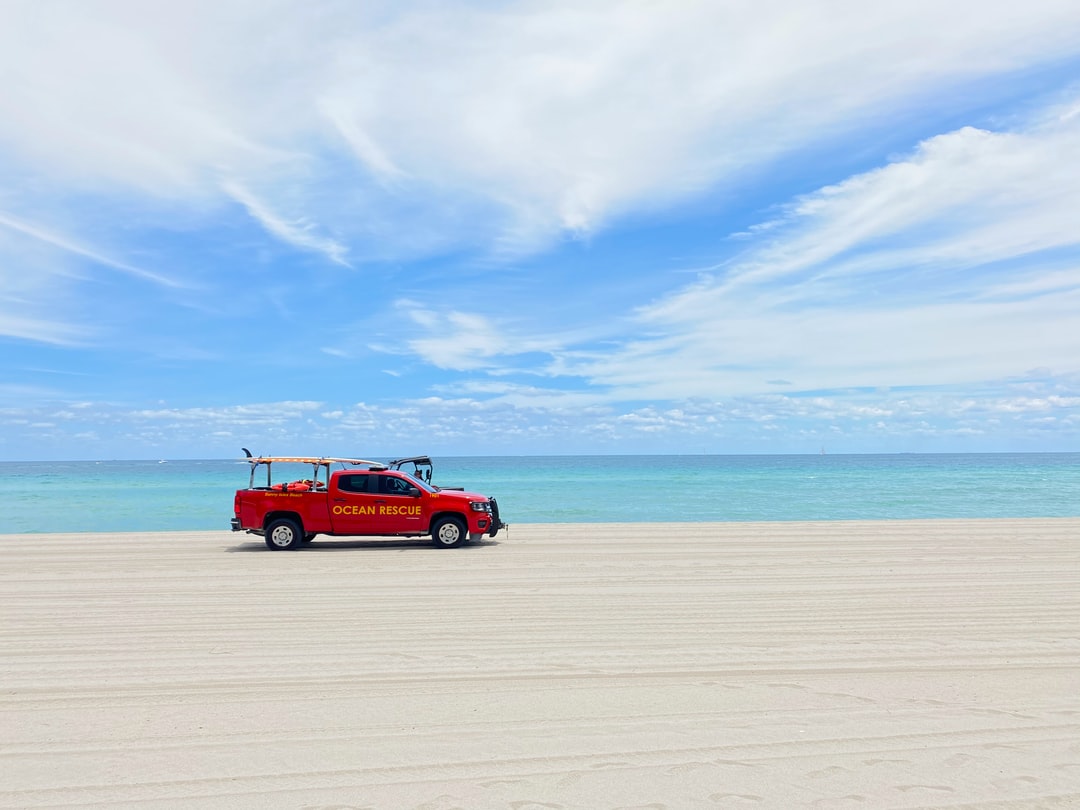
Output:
[386,92,1080,418]
[0,211,183,287]
[385,302,576,372]
[0,209,186,344]
[517,102,1080,400]
[713,112,1080,298]
[221,181,350,266]
[4,1,1080,261]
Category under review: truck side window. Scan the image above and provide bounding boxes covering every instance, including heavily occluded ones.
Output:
[379,475,412,495]
[338,474,372,493]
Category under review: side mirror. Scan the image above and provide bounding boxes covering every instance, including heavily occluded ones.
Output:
[408,486,421,497]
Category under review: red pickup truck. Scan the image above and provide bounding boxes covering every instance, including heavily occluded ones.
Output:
[230,455,504,550]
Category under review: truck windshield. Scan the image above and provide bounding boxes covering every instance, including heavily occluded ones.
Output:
[401,471,437,493]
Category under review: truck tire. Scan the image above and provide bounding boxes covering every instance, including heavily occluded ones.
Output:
[265,518,303,550]
[432,516,466,548]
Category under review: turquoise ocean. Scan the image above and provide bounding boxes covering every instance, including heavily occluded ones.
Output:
[2,453,1079,534]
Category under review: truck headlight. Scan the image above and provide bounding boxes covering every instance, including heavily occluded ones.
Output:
[470,501,491,512]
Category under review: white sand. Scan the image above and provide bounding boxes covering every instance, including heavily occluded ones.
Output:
[2,520,1079,809]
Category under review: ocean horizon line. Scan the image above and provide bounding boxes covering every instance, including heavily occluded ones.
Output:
[4,449,1080,464]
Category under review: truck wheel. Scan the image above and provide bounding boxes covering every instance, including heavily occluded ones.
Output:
[432,516,466,548]
[265,518,302,550]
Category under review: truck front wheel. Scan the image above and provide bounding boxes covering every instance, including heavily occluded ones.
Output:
[265,518,303,550]
[432,516,466,548]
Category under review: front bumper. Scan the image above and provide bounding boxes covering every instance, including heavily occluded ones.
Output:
[488,497,505,537]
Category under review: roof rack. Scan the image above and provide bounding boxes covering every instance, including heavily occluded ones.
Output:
[239,451,391,490]
[242,455,383,466]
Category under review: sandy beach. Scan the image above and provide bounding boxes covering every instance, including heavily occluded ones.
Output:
[2,520,1078,809]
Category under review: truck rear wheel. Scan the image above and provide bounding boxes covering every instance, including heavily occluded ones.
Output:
[432,516,466,548]
[265,518,303,550]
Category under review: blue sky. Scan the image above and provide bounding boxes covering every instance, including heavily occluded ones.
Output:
[3,1,1080,460]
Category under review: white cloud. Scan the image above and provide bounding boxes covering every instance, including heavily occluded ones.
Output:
[399,304,566,371]
[306,0,1080,253]
[3,1,1080,259]
[719,118,1080,295]
[318,97,405,185]
[0,309,86,346]
[129,401,324,425]
[221,181,350,265]
[405,311,509,370]
[540,106,1080,399]
[4,379,1079,458]
[379,95,1080,413]
[0,210,182,287]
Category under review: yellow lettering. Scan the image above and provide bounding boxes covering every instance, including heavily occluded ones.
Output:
[331,503,423,518]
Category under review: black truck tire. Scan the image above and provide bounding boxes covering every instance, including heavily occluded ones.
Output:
[265,518,303,550]
[432,516,466,548]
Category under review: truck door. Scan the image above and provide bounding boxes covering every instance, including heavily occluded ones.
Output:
[330,472,424,535]
[372,473,425,533]
[330,473,381,535]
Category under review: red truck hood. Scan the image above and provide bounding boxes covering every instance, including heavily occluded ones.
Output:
[436,488,487,501]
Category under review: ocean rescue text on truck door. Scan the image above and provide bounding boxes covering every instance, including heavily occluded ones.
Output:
[331,472,425,535]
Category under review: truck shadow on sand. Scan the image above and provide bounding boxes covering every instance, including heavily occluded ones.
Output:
[226,538,502,553]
